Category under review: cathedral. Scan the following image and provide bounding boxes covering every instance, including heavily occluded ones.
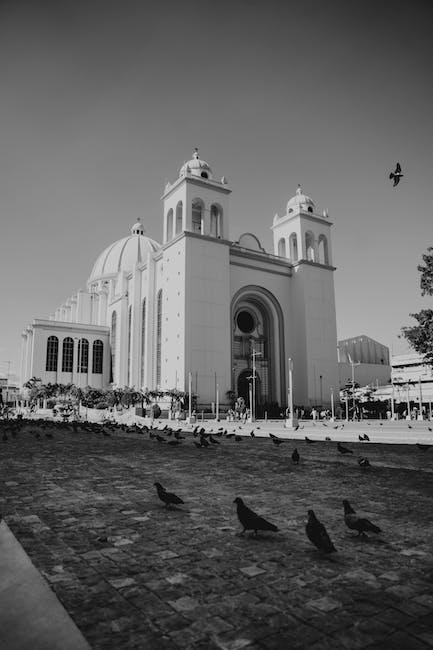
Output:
[20,149,339,410]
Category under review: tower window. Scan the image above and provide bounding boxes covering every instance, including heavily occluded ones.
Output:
[308,206,313,213]
[92,340,103,374]
[201,172,208,179]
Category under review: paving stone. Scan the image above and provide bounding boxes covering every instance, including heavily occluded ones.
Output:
[155,550,179,560]
[168,596,200,612]
[239,565,266,577]
[108,577,137,589]
[307,596,342,613]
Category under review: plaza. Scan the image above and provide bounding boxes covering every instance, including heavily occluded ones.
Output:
[1,417,433,649]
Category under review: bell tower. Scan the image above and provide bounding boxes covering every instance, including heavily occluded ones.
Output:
[271,185,333,266]
[161,148,231,244]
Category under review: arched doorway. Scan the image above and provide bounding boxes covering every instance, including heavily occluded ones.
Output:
[231,286,285,410]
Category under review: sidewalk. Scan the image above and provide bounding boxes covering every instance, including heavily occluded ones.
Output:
[0,520,91,650]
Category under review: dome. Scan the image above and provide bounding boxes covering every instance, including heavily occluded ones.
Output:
[179,148,213,180]
[286,185,316,213]
[89,223,160,282]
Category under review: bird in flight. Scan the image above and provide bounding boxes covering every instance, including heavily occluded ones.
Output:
[389,162,403,187]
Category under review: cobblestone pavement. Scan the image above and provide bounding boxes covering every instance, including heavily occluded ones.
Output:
[1,424,433,649]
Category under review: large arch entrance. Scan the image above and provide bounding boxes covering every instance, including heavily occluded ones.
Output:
[231,286,285,414]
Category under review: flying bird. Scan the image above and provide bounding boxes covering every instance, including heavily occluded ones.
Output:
[305,510,337,553]
[233,497,279,536]
[292,448,300,464]
[337,442,353,455]
[154,482,184,508]
[389,162,403,187]
[343,500,381,537]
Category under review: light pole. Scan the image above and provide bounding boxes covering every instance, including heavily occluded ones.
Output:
[418,376,423,420]
[251,344,262,421]
[348,356,361,419]
[406,383,411,420]
[188,371,192,422]
[285,358,298,428]
[216,383,219,420]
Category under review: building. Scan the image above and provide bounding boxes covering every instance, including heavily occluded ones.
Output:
[338,335,391,389]
[391,352,433,406]
[20,149,339,410]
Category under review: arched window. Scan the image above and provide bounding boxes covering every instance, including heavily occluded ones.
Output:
[140,299,146,386]
[166,209,173,241]
[62,337,74,373]
[92,340,103,374]
[210,204,222,238]
[277,238,286,257]
[111,311,117,380]
[192,200,203,234]
[46,336,58,371]
[308,206,313,213]
[305,232,315,261]
[175,201,183,235]
[289,233,298,262]
[127,305,132,385]
[156,289,162,387]
[201,171,208,179]
[77,339,89,373]
[318,234,329,264]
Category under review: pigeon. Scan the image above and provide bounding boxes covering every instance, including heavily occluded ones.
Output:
[154,482,184,508]
[249,430,255,438]
[200,436,210,447]
[193,441,203,449]
[322,422,328,427]
[358,435,364,442]
[272,436,285,446]
[325,436,331,442]
[358,456,371,468]
[305,436,316,444]
[292,448,300,464]
[379,422,383,426]
[343,500,381,537]
[408,424,412,429]
[209,435,220,445]
[363,434,370,441]
[156,434,166,443]
[294,425,299,431]
[306,510,337,553]
[234,435,243,442]
[337,442,353,455]
[167,439,181,446]
[174,431,185,440]
[233,497,279,536]
[389,162,403,187]
[416,443,432,451]
[428,427,432,432]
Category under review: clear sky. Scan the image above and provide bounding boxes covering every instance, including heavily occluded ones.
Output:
[1,0,432,382]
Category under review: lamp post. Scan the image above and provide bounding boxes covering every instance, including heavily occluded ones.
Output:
[348,356,361,419]
[251,344,262,422]
[216,383,219,421]
[188,371,192,422]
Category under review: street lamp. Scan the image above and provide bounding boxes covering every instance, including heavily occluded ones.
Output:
[330,386,335,421]
[348,354,361,419]
[250,343,262,421]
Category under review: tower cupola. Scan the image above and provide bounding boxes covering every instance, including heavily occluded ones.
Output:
[179,148,213,180]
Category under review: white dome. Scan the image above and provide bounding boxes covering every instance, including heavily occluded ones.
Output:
[286,185,315,213]
[179,148,213,179]
[89,227,160,282]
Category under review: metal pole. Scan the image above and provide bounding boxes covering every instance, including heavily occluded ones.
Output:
[391,380,395,420]
[216,383,219,420]
[330,386,335,420]
[345,393,349,421]
[252,347,256,421]
[418,377,423,419]
[406,384,411,419]
[188,371,192,420]
[288,358,294,421]
[351,362,355,418]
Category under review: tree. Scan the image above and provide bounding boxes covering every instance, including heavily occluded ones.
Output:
[401,248,433,366]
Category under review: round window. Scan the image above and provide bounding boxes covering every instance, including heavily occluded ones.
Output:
[236,310,255,333]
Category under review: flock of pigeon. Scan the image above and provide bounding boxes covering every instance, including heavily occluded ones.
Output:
[2,410,431,556]
[154,480,382,554]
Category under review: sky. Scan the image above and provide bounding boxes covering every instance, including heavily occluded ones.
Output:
[1,0,432,382]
